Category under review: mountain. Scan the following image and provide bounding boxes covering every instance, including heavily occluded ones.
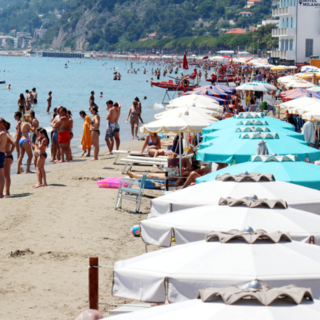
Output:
[40,0,274,51]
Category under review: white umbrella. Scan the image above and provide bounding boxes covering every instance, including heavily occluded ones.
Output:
[302,110,320,121]
[209,56,226,61]
[113,237,320,302]
[251,81,277,91]
[142,205,320,247]
[236,82,269,92]
[166,101,223,113]
[154,107,219,122]
[151,180,320,217]
[286,81,314,89]
[104,296,320,320]
[309,86,320,92]
[277,75,298,84]
[168,94,221,109]
[280,97,320,113]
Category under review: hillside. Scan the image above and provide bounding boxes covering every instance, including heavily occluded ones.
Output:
[39,0,274,51]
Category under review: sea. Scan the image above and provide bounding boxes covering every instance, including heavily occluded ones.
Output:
[0,56,209,157]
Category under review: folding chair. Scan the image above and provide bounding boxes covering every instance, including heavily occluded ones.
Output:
[115,174,147,213]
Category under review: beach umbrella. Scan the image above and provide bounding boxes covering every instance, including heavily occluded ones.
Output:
[150,180,320,217]
[300,67,320,73]
[252,81,277,91]
[192,84,236,94]
[141,204,320,247]
[197,156,320,191]
[277,75,298,84]
[202,125,304,142]
[236,82,269,92]
[185,92,228,105]
[197,136,320,163]
[280,89,320,102]
[190,86,231,99]
[209,56,226,61]
[309,85,320,92]
[285,80,314,89]
[154,107,219,122]
[280,97,320,113]
[107,286,320,320]
[202,116,295,134]
[271,66,286,71]
[169,94,220,106]
[113,233,320,302]
[302,109,320,121]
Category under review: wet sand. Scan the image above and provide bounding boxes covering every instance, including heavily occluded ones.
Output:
[0,140,162,319]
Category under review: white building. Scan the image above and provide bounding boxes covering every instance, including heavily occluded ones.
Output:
[271,0,320,63]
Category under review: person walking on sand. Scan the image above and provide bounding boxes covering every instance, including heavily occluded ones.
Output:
[32,127,49,188]
[90,107,100,160]
[3,120,15,196]
[29,110,39,145]
[126,100,140,139]
[47,91,52,112]
[52,107,69,163]
[17,114,33,174]
[79,111,92,157]
[50,107,60,163]
[0,118,8,198]
[105,100,117,155]
[113,101,121,150]
[18,93,26,115]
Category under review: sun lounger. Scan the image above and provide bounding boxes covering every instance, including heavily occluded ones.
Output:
[112,150,143,164]
[109,304,152,315]
[120,157,168,173]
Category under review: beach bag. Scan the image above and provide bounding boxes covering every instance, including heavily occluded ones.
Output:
[97,177,129,189]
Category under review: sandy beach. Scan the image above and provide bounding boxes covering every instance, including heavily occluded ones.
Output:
[0,139,161,320]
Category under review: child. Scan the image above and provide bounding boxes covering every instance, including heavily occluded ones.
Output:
[32,128,49,188]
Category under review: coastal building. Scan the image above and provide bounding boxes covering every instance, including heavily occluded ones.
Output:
[239,11,254,17]
[14,32,33,49]
[0,36,14,48]
[148,32,157,39]
[247,0,262,8]
[257,19,279,28]
[271,0,320,63]
[225,28,246,35]
[34,28,47,39]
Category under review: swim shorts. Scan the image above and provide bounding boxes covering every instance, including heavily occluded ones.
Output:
[29,132,37,144]
[114,124,120,133]
[0,152,4,169]
[105,122,116,139]
[51,131,58,143]
[58,131,69,144]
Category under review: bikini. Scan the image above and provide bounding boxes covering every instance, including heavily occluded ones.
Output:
[19,130,30,147]
[130,109,139,122]
[35,138,48,159]
[90,117,100,135]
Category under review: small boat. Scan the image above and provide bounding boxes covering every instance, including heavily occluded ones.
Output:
[151,80,199,91]
[0,80,5,84]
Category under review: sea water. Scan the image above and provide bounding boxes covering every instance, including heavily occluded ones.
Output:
[0,56,208,153]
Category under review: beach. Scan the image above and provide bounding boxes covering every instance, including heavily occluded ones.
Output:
[0,140,161,320]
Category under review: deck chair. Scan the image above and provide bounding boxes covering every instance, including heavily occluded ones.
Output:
[115,174,147,213]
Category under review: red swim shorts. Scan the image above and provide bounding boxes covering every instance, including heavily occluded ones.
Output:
[58,131,70,144]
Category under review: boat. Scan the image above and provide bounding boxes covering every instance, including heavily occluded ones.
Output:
[151,80,199,91]
[0,80,5,84]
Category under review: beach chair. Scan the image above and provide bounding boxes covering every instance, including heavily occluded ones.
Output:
[112,150,142,164]
[120,156,168,173]
[115,174,147,213]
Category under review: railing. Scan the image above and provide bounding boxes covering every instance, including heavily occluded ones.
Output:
[271,50,295,60]
[272,28,296,37]
[272,6,296,16]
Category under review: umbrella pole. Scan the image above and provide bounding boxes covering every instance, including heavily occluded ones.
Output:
[179,132,182,175]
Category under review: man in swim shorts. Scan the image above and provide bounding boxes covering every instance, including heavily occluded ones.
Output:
[0,118,8,198]
[105,100,117,155]
[52,107,69,162]
[113,102,121,150]
[29,110,39,144]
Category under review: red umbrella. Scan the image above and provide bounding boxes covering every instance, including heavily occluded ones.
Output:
[222,55,230,59]
[245,57,253,62]
[203,56,208,60]
[182,54,188,70]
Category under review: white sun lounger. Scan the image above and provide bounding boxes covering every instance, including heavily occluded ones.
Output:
[120,157,168,174]
[112,150,143,164]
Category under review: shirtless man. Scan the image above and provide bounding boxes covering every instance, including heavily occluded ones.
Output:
[113,101,121,150]
[29,110,39,145]
[32,88,38,104]
[51,106,69,162]
[0,118,8,198]
[6,83,11,90]
[26,90,33,111]
[105,100,118,155]
[47,91,52,112]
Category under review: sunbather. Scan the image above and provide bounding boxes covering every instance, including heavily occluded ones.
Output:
[141,133,165,157]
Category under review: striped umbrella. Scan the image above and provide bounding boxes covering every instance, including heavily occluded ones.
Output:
[280,89,320,102]
[190,85,232,99]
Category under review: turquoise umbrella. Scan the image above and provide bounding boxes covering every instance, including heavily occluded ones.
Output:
[202,116,294,134]
[202,125,304,143]
[197,135,320,163]
[197,160,320,191]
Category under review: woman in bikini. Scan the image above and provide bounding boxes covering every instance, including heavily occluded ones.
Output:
[32,128,49,188]
[17,114,33,174]
[18,93,26,115]
[126,101,140,139]
[67,110,73,161]
[4,121,15,196]
[141,133,165,158]
[90,107,100,161]
[14,111,22,162]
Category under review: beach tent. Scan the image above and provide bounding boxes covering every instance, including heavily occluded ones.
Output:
[113,235,320,302]
[141,204,320,247]
[196,134,320,163]
[197,155,320,191]
[150,180,320,217]
[154,107,219,122]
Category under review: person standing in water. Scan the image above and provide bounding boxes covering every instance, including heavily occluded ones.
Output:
[90,107,100,161]
[32,88,37,104]
[47,91,52,112]
[126,100,140,139]
[26,90,33,111]
[18,93,26,115]
[89,91,98,111]
[0,118,8,198]
[134,97,143,123]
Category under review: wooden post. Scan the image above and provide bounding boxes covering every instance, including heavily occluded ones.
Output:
[89,257,99,310]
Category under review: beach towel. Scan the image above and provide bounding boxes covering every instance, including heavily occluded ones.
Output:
[81,115,93,150]
[302,121,315,145]
[97,177,129,188]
